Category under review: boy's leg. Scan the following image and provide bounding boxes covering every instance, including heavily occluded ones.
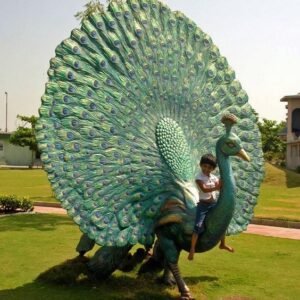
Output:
[219,235,234,252]
[188,232,198,260]
[188,203,209,260]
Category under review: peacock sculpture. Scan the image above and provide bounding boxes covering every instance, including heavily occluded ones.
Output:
[36,0,264,299]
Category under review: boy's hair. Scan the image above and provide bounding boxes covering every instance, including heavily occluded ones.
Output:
[200,154,217,168]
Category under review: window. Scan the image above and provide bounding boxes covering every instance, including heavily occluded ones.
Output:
[0,143,3,151]
[292,109,300,137]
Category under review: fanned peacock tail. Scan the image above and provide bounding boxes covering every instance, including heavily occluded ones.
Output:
[36,0,264,247]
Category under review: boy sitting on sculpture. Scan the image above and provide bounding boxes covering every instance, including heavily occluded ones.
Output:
[188,154,234,260]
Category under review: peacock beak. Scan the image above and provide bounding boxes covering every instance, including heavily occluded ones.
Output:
[237,149,250,162]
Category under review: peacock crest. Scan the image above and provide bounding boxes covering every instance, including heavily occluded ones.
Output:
[36,0,264,247]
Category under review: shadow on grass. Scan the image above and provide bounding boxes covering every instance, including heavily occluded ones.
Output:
[273,165,300,188]
[0,257,219,300]
[0,257,175,300]
[0,214,73,232]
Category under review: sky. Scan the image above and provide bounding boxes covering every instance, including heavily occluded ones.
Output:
[0,0,299,131]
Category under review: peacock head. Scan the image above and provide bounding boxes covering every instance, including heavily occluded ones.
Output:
[217,114,250,161]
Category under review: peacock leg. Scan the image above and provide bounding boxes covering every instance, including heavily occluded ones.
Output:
[168,263,194,300]
[87,245,131,280]
[159,236,194,300]
[160,264,176,286]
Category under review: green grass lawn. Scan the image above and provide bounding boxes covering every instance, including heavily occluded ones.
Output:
[0,169,56,202]
[255,163,300,221]
[1,163,300,221]
[0,214,299,299]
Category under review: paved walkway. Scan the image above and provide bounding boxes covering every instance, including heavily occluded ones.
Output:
[246,224,300,240]
[34,206,300,240]
[34,206,67,215]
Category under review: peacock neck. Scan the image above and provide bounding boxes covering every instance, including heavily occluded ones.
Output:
[216,143,235,213]
[216,145,236,205]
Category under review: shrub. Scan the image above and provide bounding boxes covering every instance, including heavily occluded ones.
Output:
[0,195,33,213]
[296,166,300,174]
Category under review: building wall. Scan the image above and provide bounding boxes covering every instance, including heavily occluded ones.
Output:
[287,142,300,170]
[286,98,300,170]
[0,135,33,166]
[0,141,4,164]
[286,99,300,142]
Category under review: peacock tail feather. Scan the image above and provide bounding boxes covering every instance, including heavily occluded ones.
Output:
[36,0,264,246]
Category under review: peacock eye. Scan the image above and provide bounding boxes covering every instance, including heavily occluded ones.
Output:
[227,142,235,148]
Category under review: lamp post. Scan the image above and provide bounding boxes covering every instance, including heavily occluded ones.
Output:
[5,92,8,132]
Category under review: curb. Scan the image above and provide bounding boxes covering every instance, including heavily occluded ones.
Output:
[33,202,62,208]
[251,217,300,229]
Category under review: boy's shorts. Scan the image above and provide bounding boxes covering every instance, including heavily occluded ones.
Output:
[193,201,217,234]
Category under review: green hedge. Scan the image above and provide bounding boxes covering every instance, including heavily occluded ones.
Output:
[0,195,33,213]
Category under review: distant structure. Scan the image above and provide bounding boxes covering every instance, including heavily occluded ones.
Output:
[281,93,300,170]
[0,132,33,166]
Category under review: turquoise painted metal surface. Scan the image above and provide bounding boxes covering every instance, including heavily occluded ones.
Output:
[36,1,264,298]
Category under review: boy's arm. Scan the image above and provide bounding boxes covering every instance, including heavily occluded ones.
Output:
[218,178,223,189]
[195,180,220,193]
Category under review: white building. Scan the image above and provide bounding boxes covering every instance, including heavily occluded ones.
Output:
[0,132,33,166]
[281,93,300,170]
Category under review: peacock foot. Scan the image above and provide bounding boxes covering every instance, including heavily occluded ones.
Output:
[179,291,195,300]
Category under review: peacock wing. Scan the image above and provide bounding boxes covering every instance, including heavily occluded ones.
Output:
[37,0,263,246]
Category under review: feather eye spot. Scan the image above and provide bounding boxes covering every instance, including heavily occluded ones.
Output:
[68,85,75,93]
[63,95,70,103]
[90,30,97,38]
[96,21,104,29]
[71,119,79,128]
[82,112,89,119]
[141,2,149,9]
[89,103,96,110]
[108,20,116,28]
[110,127,116,134]
[141,19,148,26]
[62,107,70,116]
[87,188,93,196]
[67,132,74,139]
[74,61,80,69]
[73,143,80,151]
[67,71,74,80]
[169,19,176,26]
[115,11,122,18]
[136,29,143,37]
[130,40,137,47]
[113,40,121,48]
[105,96,113,103]
[100,60,107,68]
[124,11,131,19]
[101,142,108,149]
[93,80,100,88]
[131,3,139,11]
[53,122,60,130]
[80,36,87,44]
[55,143,63,150]
[105,78,113,85]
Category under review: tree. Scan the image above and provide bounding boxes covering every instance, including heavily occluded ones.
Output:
[258,118,286,162]
[9,115,39,167]
[75,0,105,22]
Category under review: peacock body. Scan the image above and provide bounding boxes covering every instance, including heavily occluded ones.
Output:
[37,0,264,298]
